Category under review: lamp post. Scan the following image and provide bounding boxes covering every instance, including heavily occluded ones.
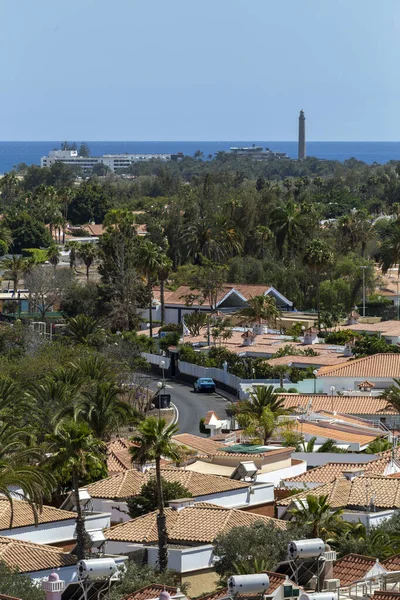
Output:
[313,369,318,393]
[360,266,368,318]
[330,385,336,413]
[157,381,163,420]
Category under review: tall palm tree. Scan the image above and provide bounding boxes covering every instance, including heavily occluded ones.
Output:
[236,294,280,328]
[47,245,61,273]
[130,417,180,571]
[136,241,164,338]
[67,382,139,441]
[65,240,79,269]
[255,225,272,259]
[0,255,30,294]
[46,420,106,560]
[303,239,334,330]
[270,201,304,258]
[289,494,343,538]
[77,243,98,281]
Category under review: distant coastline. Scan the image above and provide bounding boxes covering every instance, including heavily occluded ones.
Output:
[1,141,400,173]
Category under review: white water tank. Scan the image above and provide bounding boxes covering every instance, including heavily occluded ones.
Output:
[77,558,117,580]
[300,593,337,600]
[288,539,325,559]
[228,574,270,594]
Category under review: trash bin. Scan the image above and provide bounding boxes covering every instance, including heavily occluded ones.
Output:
[154,394,171,409]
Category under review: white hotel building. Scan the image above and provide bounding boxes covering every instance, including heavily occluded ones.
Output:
[41,149,180,172]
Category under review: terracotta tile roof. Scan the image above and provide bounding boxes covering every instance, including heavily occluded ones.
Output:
[0,536,76,573]
[122,584,178,600]
[284,455,397,484]
[267,355,350,367]
[105,503,287,544]
[373,593,400,600]
[277,394,397,415]
[332,553,378,586]
[381,554,400,571]
[198,572,291,600]
[293,420,381,446]
[277,475,400,510]
[83,223,105,237]
[0,595,22,600]
[107,438,136,474]
[87,466,249,500]
[318,354,400,378]
[0,497,76,530]
[330,320,400,337]
[204,411,220,425]
[172,434,225,456]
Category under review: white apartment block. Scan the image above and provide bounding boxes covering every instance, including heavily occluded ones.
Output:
[40,149,176,172]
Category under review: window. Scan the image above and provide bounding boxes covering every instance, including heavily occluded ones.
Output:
[284,586,293,598]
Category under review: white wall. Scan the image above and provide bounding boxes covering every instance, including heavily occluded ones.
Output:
[342,509,395,527]
[147,544,215,573]
[255,459,307,485]
[92,484,274,524]
[318,376,393,394]
[292,452,377,468]
[0,513,110,544]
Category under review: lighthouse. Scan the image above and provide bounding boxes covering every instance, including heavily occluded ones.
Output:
[298,109,306,160]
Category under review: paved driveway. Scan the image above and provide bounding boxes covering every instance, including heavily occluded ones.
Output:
[145,375,231,436]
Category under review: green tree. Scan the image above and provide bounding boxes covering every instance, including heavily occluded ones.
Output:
[365,437,392,454]
[110,562,184,600]
[236,294,280,327]
[46,420,106,560]
[64,314,105,347]
[78,142,90,157]
[4,212,50,253]
[182,311,208,336]
[234,385,292,444]
[270,201,304,258]
[130,417,180,571]
[136,240,164,338]
[303,239,334,330]
[289,494,343,538]
[352,334,399,358]
[380,221,400,275]
[69,382,138,441]
[77,243,98,281]
[158,254,173,326]
[0,561,45,600]
[0,255,30,294]
[47,244,61,273]
[127,476,192,518]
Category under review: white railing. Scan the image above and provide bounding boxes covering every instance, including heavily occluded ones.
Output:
[141,353,171,368]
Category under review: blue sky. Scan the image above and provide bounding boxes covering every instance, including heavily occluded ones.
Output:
[0,0,397,141]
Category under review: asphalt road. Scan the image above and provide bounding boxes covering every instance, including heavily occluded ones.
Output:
[145,375,231,436]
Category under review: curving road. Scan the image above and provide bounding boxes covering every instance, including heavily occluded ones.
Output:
[145,375,231,436]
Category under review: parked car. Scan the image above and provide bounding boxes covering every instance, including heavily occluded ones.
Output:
[193,377,216,393]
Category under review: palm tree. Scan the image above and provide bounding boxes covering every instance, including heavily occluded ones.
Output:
[380,221,400,275]
[303,239,334,330]
[270,201,304,258]
[236,294,280,328]
[0,255,30,294]
[365,437,392,454]
[47,245,61,273]
[380,379,400,414]
[234,386,293,445]
[65,240,79,269]
[64,315,105,347]
[77,243,98,281]
[255,225,271,259]
[46,420,106,560]
[289,494,343,538]
[136,241,164,338]
[130,417,180,571]
[157,254,173,326]
[68,382,139,441]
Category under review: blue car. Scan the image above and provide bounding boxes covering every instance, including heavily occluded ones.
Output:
[193,377,216,393]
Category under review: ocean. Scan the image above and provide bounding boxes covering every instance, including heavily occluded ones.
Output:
[1,141,400,174]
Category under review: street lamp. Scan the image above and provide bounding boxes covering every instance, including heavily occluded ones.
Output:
[157,381,163,420]
[160,360,166,388]
[330,385,336,413]
[313,369,318,393]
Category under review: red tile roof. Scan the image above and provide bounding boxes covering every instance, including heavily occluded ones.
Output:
[332,554,378,586]
[197,572,292,600]
[122,584,178,600]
